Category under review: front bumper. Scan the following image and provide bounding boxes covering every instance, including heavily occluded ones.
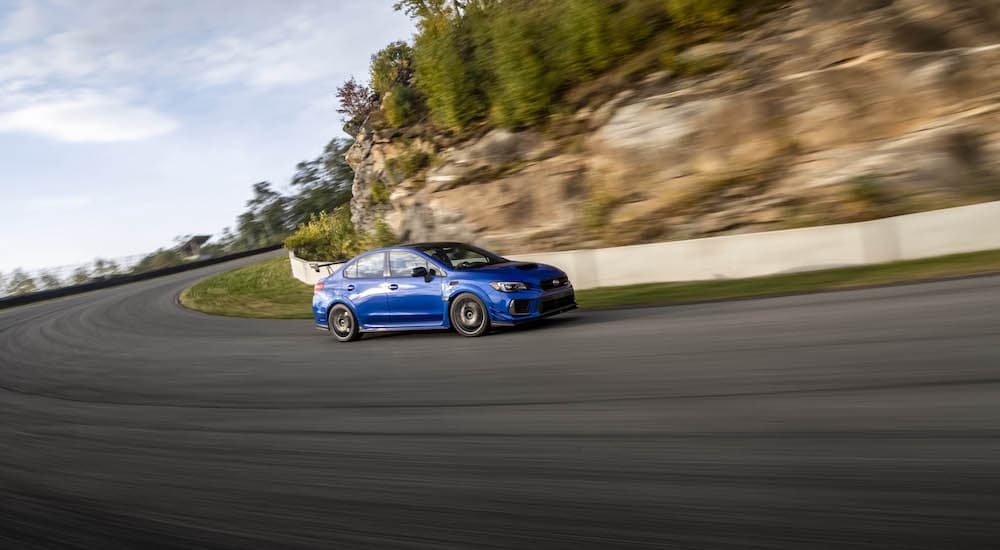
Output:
[486,287,577,325]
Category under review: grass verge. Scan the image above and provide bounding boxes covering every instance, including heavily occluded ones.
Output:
[180,255,313,319]
[576,249,1000,309]
[180,249,1000,319]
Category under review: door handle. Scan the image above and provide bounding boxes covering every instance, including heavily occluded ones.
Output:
[388,283,399,290]
[345,284,355,291]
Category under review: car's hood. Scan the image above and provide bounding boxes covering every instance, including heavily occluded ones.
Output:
[461,261,566,284]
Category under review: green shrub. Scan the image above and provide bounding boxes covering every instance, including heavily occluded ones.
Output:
[397,0,741,132]
[284,208,399,261]
[554,0,616,80]
[583,193,622,230]
[408,149,433,172]
[413,14,486,130]
[370,181,390,204]
[283,208,365,261]
[663,0,734,28]
[846,174,887,206]
[372,219,399,248]
[370,41,414,94]
[384,84,421,127]
[483,3,561,127]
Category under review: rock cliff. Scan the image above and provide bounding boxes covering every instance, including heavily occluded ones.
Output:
[347,0,1000,252]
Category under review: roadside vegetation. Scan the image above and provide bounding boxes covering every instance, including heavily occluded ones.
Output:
[179,256,313,319]
[337,0,754,134]
[180,249,1000,320]
[283,208,396,262]
[578,249,1000,309]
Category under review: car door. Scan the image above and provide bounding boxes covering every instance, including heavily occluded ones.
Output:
[385,250,446,327]
[343,252,390,327]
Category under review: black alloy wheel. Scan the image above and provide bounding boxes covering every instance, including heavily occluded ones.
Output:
[329,304,359,342]
[450,293,490,337]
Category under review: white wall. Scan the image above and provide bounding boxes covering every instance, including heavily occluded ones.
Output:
[289,201,1000,290]
[288,251,342,285]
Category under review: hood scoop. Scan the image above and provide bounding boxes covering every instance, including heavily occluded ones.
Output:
[515,263,539,270]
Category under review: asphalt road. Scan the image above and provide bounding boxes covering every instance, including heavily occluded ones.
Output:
[2,253,1000,549]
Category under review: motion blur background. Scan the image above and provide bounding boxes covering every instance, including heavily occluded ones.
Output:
[5,2,1000,549]
[3,0,999,295]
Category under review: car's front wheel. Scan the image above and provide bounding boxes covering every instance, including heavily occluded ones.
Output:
[328,304,359,342]
[450,293,490,337]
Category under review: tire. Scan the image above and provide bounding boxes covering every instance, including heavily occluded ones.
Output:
[328,304,360,342]
[450,293,490,337]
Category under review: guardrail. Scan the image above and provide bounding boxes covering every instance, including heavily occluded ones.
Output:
[0,244,283,310]
[289,201,1000,290]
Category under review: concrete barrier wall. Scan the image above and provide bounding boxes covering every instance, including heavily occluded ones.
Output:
[289,201,1000,290]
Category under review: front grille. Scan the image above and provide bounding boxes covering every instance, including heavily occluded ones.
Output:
[540,276,569,291]
[539,292,575,314]
[510,299,532,316]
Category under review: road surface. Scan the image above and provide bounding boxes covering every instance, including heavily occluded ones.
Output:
[2,254,1000,549]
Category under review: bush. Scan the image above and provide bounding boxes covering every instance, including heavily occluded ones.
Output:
[398,0,740,132]
[370,41,414,94]
[483,3,560,127]
[413,13,486,130]
[553,0,616,81]
[386,147,433,182]
[663,0,734,28]
[284,208,398,261]
[372,219,399,248]
[384,84,421,127]
[336,77,377,136]
[284,208,365,261]
[370,181,391,204]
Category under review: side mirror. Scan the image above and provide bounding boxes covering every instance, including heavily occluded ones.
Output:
[410,266,428,278]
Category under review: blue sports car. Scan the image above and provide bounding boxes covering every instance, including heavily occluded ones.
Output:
[312,242,576,341]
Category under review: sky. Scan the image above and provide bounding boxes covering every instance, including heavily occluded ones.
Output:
[0,0,414,273]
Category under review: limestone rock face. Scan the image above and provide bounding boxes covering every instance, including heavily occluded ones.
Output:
[347,0,1000,253]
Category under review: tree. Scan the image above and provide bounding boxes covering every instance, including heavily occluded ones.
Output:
[92,258,121,279]
[39,271,62,290]
[412,11,487,129]
[6,269,38,295]
[132,248,186,273]
[336,77,377,136]
[236,182,291,248]
[70,266,92,285]
[288,138,355,226]
[212,227,241,253]
[394,0,470,19]
[370,41,415,94]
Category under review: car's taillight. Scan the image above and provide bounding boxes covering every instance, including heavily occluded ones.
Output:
[314,282,325,292]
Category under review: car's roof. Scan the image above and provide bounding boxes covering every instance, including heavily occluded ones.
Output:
[401,241,470,248]
[351,242,470,257]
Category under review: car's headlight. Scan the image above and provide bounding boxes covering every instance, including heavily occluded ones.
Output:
[490,281,528,292]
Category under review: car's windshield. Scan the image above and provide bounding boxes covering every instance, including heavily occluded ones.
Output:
[414,244,507,270]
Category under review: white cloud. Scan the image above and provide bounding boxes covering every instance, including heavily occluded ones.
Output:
[0,0,47,43]
[0,92,178,142]
[187,14,341,88]
[0,1,415,271]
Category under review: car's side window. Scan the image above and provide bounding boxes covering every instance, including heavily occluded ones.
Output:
[354,253,386,279]
[389,251,430,278]
[342,261,359,279]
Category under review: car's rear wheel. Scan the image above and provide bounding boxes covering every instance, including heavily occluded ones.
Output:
[450,293,490,337]
[328,304,359,342]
